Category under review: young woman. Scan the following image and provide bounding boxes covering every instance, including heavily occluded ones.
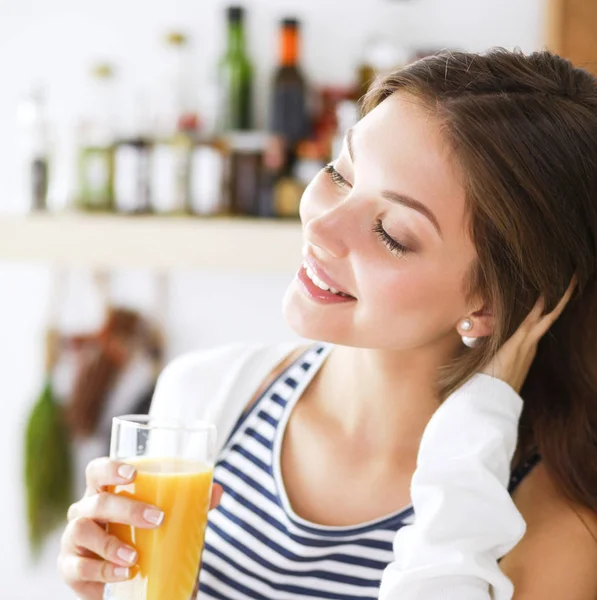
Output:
[59,48,597,600]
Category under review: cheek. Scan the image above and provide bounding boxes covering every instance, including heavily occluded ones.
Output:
[365,258,467,324]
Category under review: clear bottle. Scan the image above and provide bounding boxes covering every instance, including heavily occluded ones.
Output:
[151,118,196,215]
[332,100,359,160]
[189,136,228,217]
[16,87,51,212]
[77,64,116,212]
[150,32,199,215]
[114,92,152,214]
[357,36,410,99]
[218,6,253,132]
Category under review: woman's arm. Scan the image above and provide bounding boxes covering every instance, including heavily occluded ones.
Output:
[379,373,526,600]
[500,463,597,600]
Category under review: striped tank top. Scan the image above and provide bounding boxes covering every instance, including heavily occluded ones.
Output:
[199,343,538,600]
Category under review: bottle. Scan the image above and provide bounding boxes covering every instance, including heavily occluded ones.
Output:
[150,32,199,215]
[274,140,324,219]
[225,131,269,216]
[77,64,116,212]
[332,100,359,160]
[16,87,50,212]
[357,36,410,100]
[114,93,152,214]
[218,6,253,132]
[157,32,199,135]
[151,116,196,215]
[189,136,228,217]
[270,18,310,174]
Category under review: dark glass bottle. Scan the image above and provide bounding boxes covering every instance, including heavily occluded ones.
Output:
[270,18,310,173]
[218,6,253,131]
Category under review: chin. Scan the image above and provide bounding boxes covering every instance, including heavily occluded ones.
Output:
[282,280,355,345]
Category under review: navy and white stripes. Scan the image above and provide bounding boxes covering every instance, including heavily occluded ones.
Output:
[199,344,414,600]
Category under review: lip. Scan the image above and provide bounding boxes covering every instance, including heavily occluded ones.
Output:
[304,255,355,298]
[297,266,357,304]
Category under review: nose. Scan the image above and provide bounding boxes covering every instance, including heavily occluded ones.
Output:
[303,200,359,260]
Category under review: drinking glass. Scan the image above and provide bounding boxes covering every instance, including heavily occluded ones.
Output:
[104,415,216,600]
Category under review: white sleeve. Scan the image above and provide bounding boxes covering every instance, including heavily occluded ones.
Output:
[150,344,248,422]
[150,341,302,454]
[379,373,526,600]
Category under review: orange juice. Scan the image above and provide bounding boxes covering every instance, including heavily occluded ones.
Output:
[107,457,213,600]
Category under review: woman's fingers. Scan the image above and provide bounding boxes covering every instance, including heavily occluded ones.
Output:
[211,483,224,510]
[531,275,577,340]
[68,492,164,529]
[85,457,137,494]
[516,296,546,337]
[64,581,105,600]
[511,275,577,344]
[62,517,138,567]
[59,554,132,584]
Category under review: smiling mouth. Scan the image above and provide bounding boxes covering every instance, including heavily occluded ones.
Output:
[302,262,356,299]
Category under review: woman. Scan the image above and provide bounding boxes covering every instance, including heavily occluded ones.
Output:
[59,48,597,599]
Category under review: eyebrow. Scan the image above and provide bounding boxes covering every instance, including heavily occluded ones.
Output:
[346,128,443,240]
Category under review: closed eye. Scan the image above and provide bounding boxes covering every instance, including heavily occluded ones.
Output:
[373,221,409,259]
[324,163,350,188]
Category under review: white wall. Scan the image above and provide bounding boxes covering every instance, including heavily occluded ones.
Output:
[0,0,546,598]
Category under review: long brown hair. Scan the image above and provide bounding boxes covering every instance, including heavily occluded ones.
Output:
[362,48,597,515]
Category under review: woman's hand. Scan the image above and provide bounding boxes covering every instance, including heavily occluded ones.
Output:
[481,276,577,393]
[58,457,223,600]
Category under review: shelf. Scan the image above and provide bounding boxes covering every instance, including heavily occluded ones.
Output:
[0,214,304,271]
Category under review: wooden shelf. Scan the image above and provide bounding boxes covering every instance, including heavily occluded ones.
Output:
[0,214,304,271]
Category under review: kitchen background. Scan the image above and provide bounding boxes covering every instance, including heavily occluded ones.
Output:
[0,0,591,598]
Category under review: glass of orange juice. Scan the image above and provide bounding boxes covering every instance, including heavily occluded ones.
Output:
[104,415,216,600]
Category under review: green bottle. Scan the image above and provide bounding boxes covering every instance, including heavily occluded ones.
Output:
[218,6,253,131]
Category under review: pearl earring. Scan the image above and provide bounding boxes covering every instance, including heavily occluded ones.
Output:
[460,318,473,331]
[459,319,479,347]
[462,335,480,348]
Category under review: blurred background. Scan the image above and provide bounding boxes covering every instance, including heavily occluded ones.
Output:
[0,0,594,597]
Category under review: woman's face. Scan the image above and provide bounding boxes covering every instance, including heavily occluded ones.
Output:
[283,92,485,350]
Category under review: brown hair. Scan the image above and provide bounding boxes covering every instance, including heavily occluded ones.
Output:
[362,48,597,516]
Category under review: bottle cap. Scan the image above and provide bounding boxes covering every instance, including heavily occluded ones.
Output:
[91,63,114,79]
[227,6,245,22]
[165,31,188,46]
[282,18,299,28]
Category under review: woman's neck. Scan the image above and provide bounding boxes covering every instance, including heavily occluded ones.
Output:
[310,338,461,456]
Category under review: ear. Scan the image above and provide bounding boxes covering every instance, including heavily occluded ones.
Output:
[466,305,495,338]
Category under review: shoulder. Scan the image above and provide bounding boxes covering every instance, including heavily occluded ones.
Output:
[155,343,258,393]
[501,462,597,599]
[150,341,305,423]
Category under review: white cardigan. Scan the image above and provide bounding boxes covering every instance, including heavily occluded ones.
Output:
[150,342,526,600]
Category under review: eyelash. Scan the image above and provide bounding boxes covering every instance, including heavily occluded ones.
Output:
[324,163,409,259]
[373,221,408,258]
[324,163,346,186]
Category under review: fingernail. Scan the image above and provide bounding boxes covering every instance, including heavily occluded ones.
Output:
[113,566,130,579]
[117,464,136,481]
[117,546,137,564]
[143,508,164,526]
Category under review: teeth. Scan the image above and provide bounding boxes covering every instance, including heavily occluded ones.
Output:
[304,263,344,296]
